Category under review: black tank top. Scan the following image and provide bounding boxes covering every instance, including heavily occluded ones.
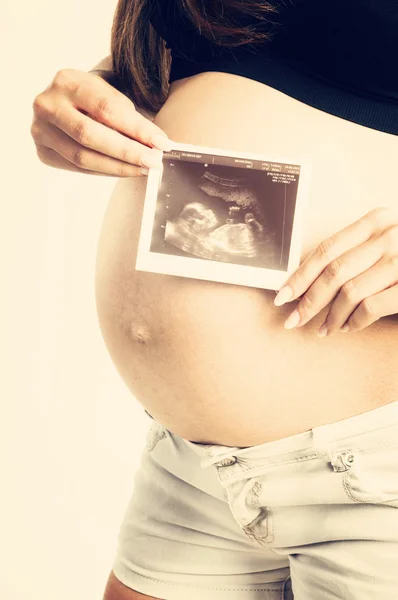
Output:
[150,0,398,135]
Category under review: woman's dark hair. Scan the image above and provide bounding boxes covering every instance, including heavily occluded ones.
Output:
[111,0,279,114]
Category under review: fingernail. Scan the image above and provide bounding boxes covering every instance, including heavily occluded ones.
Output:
[341,325,350,332]
[284,309,300,329]
[140,167,149,176]
[151,134,173,151]
[318,325,328,337]
[140,150,162,168]
[274,286,293,306]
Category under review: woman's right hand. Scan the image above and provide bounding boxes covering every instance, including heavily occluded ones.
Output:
[31,68,172,177]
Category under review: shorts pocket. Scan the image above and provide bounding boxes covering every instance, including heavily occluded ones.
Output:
[225,478,274,546]
[145,420,167,453]
[343,440,398,507]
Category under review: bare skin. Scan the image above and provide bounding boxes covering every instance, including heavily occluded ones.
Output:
[95,72,398,447]
[103,571,161,600]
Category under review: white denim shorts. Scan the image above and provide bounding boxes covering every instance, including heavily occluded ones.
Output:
[112,400,398,599]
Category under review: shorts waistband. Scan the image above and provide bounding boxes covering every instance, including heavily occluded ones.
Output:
[180,400,398,467]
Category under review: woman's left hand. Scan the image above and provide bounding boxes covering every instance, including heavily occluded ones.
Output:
[274,207,398,336]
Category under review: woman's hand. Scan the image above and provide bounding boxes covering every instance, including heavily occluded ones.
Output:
[274,207,398,336]
[31,68,172,177]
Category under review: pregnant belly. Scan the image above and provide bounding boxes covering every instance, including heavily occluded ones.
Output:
[95,72,398,446]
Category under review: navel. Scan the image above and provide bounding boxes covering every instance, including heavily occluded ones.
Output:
[130,323,152,346]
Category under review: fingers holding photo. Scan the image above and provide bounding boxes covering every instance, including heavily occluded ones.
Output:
[274,207,398,334]
[31,68,172,177]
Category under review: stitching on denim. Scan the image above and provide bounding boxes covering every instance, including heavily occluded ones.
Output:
[221,438,398,482]
[252,535,271,548]
[342,460,398,505]
[224,483,252,538]
[221,453,320,480]
[325,438,398,457]
[248,506,275,544]
[355,438,398,452]
[244,505,274,545]
[116,565,282,591]
[342,473,360,503]
[269,506,275,543]
[242,527,258,542]
[247,480,263,508]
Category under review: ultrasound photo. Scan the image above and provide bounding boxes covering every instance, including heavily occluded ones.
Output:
[136,141,310,290]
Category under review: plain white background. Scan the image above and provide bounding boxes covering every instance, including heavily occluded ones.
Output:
[2,2,151,598]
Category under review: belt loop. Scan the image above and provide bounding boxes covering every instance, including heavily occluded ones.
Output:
[311,426,334,462]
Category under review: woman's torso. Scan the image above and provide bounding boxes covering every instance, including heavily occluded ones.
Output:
[95,72,398,446]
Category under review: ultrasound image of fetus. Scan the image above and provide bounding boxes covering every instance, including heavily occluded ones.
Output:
[164,202,222,257]
[205,206,265,259]
[164,168,275,264]
[171,202,220,233]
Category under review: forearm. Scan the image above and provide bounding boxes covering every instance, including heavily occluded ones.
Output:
[89,56,156,121]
